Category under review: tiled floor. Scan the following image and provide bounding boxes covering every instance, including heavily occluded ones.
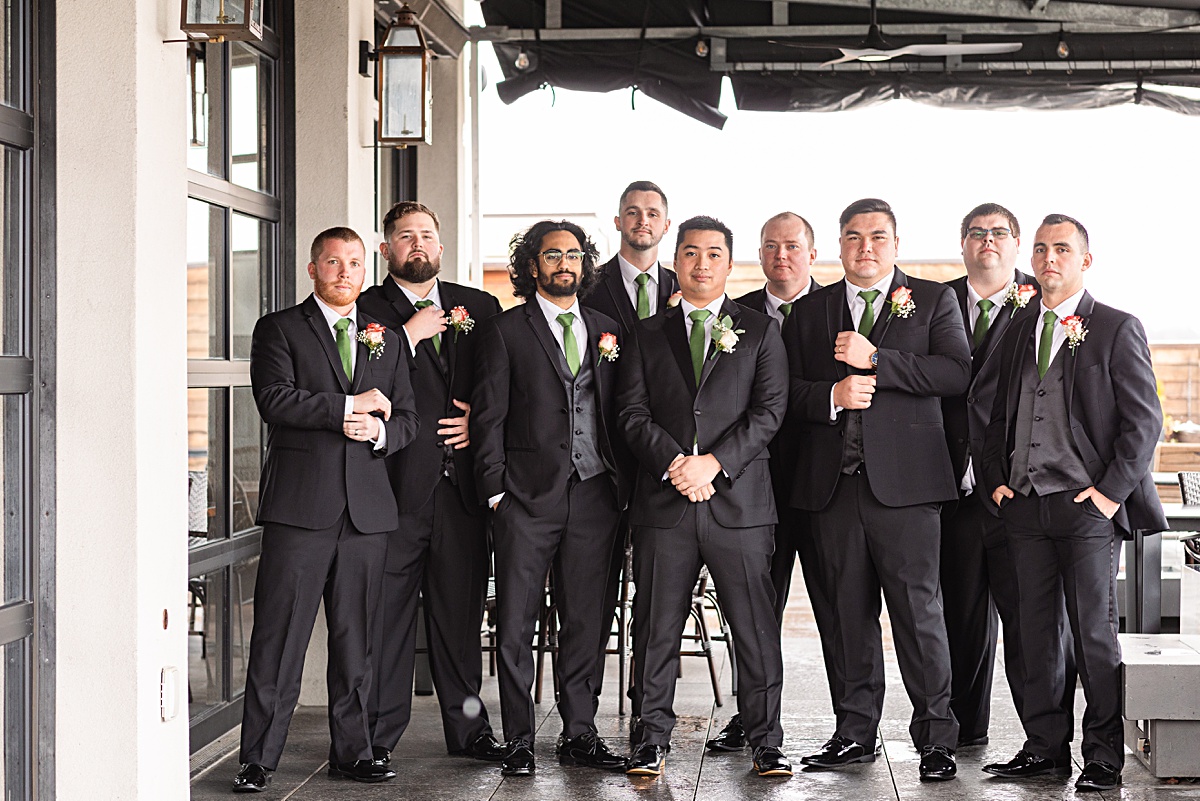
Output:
[191,567,1199,800]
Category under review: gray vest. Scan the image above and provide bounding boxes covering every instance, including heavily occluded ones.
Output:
[553,347,608,483]
[1009,338,1091,496]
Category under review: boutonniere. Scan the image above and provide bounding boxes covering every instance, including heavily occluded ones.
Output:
[710,315,745,358]
[357,322,387,359]
[597,332,619,365]
[447,306,474,340]
[1005,282,1038,319]
[666,291,683,309]
[888,286,916,319]
[1061,315,1088,351]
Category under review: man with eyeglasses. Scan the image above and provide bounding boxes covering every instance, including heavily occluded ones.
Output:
[471,220,631,777]
[938,204,1072,755]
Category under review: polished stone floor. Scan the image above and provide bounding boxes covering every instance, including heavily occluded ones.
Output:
[191,565,1198,800]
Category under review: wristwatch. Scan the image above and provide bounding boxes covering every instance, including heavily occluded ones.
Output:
[870,350,879,368]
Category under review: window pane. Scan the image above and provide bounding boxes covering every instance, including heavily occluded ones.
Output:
[0,4,22,111]
[0,147,24,355]
[230,44,273,194]
[188,388,227,545]
[231,387,260,533]
[187,198,227,360]
[1,395,24,604]
[231,214,273,360]
[186,43,227,179]
[187,570,227,718]
[230,553,259,697]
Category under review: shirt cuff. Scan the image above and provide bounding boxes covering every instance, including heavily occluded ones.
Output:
[828,387,842,422]
[402,326,418,357]
[488,492,505,509]
[370,423,387,451]
[344,395,354,416]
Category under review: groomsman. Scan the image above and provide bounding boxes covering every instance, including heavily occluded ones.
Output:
[358,202,506,765]
[707,211,831,753]
[982,214,1166,792]
[940,203,1074,748]
[471,220,629,776]
[783,198,970,782]
[234,227,419,792]
[618,216,792,778]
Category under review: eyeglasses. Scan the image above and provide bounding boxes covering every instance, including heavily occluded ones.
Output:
[540,249,584,266]
[966,227,1013,241]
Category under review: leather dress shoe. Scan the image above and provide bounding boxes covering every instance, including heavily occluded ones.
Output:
[371,746,391,766]
[800,736,875,769]
[626,742,666,776]
[500,740,535,776]
[232,763,271,793]
[957,734,989,748]
[557,731,627,769]
[328,759,396,783]
[1075,760,1121,791]
[919,745,957,781]
[983,749,1072,778]
[454,732,506,762]
[706,714,747,752]
[752,746,793,777]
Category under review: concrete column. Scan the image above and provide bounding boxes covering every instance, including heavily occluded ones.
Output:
[55,0,190,798]
[418,54,470,283]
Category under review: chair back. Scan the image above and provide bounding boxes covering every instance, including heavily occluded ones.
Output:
[1179,471,1200,505]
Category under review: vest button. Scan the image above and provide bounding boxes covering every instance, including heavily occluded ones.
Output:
[575,430,582,435]
[1034,416,1042,422]
[574,453,581,459]
[1029,466,1037,472]
[576,407,583,412]
[1037,389,1046,397]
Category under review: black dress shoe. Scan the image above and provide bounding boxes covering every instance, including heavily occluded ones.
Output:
[232,763,271,793]
[1075,760,1120,791]
[919,745,957,781]
[957,734,989,748]
[557,731,627,769]
[454,732,506,762]
[371,746,391,766]
[982,749,1072,778]
[800,736,875,769]
[500,740,535,776]
[328,760,396,783]
[706,714,747,752]
[752,746,794,777]
[626,742,666,776]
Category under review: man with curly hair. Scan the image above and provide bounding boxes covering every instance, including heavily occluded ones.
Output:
[471,220,631,777]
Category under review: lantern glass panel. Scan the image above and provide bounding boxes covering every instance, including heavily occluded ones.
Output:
[384,26,422,47]
[380,53,422,140]
[186,0,249,26]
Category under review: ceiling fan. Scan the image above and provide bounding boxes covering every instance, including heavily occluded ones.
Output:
[773,0,1024,67]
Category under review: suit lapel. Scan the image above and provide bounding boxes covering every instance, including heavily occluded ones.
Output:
[869,268,906,347]
[437,281,460,384]
[698,298,741,394]
[303,296,352,393]
[605,270,638,332]
[350,310,371,393]
[1064,290,1095,409]
[525,302,574,386]
[662,306,697,398]
[657,265,678,309]
[826,281,849,381]
[1007,311,1038,422]
[386,278,447,380]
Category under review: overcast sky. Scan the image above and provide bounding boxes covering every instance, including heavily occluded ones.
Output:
[476,44,1200,341]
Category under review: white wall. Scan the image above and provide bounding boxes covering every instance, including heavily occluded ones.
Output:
[55,0,191,797]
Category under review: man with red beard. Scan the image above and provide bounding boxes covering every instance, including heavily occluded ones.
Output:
[234,227,418,792]
[357,202,506,766]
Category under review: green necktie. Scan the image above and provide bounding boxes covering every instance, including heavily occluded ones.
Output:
[333,317,353,382]
[557,312,580,377]
[688,309,712,384]
[413,299,441,355]
[857,289,881,336]
[1037,310,1058,379]
[779,302,793,319]
[635,273,651,320]
[973,298,995,347]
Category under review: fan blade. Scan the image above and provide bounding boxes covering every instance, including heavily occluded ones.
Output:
[904,42,1023,57]
[820,48,894,67]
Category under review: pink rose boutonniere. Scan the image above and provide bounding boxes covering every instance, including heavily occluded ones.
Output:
[357,322,387,359]
[1005,282,1038,318]
[889,286,916,319]
[447,306,474,340]
[667,291,683,309]
[597,332,619,365]
[1061,315,1088,351]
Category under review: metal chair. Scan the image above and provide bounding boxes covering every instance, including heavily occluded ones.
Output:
[1180,471,1200,505]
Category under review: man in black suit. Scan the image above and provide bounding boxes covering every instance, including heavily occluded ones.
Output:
[707,211,829,753]
[471,220,629,777]
[233,227,419,792]
[357,202,506,767]
[784,198,970,782]
[618,216,792,778]
[940,203,1074,750]
[981,214,1167,792]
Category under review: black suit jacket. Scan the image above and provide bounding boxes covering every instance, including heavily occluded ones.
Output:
[582,256,679,337]
[735,279,821,501]
[784,268,971,510]
[471,301,630,516]
[981,291,1168,536]
[250,295,420,533]
[617,298,788,529]
[941,270,1039,488]
[358,278,503,513]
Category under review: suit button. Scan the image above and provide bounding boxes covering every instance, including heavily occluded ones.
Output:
[967,396,976,404]
[1034,416,1042,422]
[560,408,568,414]
[694,410,701,415]
[560,444,567,450]
[1032,442,1040,447]
[576,406,583,412]
[1029,466,1037,472]
[1037,389,1046,397]
[575,430,582,435]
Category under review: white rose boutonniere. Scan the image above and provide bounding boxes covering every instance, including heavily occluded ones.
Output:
[710,315,745,358]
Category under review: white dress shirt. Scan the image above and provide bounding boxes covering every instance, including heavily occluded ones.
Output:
[313,294,386,450]
[763,281,813,329]
[959,274,1017,492]
[830,271,894,420]
[534,292,588,367]
[1034,286,1086,367]
[670,294,729,474]
[395,277,444,357]
[618,254,660,316]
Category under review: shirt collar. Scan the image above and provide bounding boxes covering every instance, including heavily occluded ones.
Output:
[764,281,810,313]
[534,291,583,327]
[393,277,442,309]
[1041,285,1086,319]
[313,293,357,330]
[680,294,727,320]
[844,269,894,305]
[966,270,1017,309]
[617,254,658,287]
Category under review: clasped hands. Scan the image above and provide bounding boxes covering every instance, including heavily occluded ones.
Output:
[832,331,878,410]
[668,453,721,503]
[343,388,390,442]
